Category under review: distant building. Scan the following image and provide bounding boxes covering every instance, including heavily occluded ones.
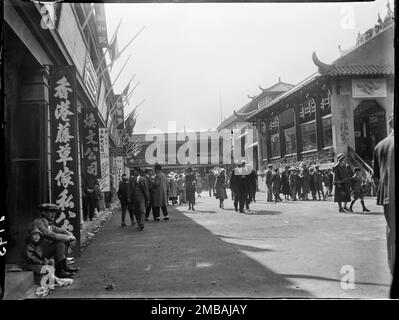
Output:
[247,5,394,171]
[217,79,295,171]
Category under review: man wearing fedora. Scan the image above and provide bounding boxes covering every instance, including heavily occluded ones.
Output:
[28,203,79,278]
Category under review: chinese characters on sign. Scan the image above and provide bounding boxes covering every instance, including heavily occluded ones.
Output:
[99,128,110,191]
[50,66,80,242]
[80,108,101,181]
[94,3,108,48]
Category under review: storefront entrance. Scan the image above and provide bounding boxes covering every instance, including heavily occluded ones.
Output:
[353,100,387,163]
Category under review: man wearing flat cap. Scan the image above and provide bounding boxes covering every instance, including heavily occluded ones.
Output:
[27,203,79,278]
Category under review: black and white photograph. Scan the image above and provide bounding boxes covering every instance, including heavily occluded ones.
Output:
[0,0,397,307]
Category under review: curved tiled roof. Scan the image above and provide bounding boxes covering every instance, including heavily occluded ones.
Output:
[325,64,393,76]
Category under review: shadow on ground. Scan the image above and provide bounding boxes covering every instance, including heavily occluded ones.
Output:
[45,205,312,298]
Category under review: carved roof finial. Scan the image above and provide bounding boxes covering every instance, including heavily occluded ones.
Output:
[248,94,256,100]
[312,51,333,74]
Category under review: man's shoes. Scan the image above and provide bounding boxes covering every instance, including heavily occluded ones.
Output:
[343,207,349,211]
[164,216,169,220]
[339,208,345,213]
[121,222,127,227]
[155,218,160,222]
[234,208,238,212]
[62,259,79,273]
[348,208,353,212]
[55,269,74,278]
[192,207,195,211]
[363,208,370,212]
[239,210,245,213]
[139,225,144,231]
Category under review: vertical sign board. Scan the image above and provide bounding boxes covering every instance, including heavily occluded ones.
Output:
[116,156,124,181]
[80,107,102,181]
[94,3,108,48]
[99,128,110,191]
[49,66,80,249]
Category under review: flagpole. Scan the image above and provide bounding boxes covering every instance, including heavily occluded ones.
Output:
[95,18,122,75]
[81,4,95,30]
[103,54,131,102]
[108,81,141,122]
[108,75,136,115]
[124,99,145,121]
[115,25,145,61]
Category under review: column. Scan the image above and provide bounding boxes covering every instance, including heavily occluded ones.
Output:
[293,105,302,161]
[315,96,323,150]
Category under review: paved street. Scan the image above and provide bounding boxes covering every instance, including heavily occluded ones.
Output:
[46,191,391,299]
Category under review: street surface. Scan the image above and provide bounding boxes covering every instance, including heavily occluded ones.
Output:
[46,191,391,299]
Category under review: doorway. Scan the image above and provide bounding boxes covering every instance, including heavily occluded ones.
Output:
[353,100,387,163]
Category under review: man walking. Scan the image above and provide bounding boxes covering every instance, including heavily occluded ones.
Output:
[118,174,134,227]
[234,160,250,213]
[152,164,170,220]
[129,167,150,231]
[143,168,154,221]
[265,164,273,202]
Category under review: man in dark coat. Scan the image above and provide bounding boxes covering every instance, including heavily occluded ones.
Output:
[333,153,351,212]
[247,169,257,204]
[118,174,134,227]
[207,170,216,197]
[265,164,273,202]
[373,115,395,279]
[28,204,79,278]
[143,168,154,221]
[233,160,250,213]
[272,168,282,203]
[289,168,300,200]
[129,167,150,231]
[281,165,291,200]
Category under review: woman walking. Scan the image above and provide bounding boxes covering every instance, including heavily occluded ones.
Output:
[333,153,352,212]
[214,168,228,209]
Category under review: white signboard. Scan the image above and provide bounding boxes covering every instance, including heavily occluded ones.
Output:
[352,78,387,98]
[98,128,110,191]
[116,156,124,181]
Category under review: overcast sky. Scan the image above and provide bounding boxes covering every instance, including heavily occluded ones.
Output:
[105,0,393,134]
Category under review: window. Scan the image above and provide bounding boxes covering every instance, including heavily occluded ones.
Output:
[271,133,280,157]
[322,116,333,148]
[284,127,296,155]
[301,121,317,152]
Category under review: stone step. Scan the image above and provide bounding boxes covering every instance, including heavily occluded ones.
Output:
[4,266,36,300]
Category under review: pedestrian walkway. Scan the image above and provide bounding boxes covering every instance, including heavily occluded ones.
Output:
[43,191,391,299]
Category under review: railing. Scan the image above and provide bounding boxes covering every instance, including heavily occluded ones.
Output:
[346,146,374,179]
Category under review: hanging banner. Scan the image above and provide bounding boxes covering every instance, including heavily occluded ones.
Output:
[116,156,124,181]
[49,65,80,246]
[94,3,108,48]
[80,107,101,180]
[83,54,98,104]
[115,95,125,130]
[99,128,110,191]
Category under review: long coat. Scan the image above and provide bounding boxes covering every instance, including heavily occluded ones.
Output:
[301,168,311,194]
[281,170,291,195]
[168,178,178,198]
[117,180,130,204]
[214,171,228,200]
[185,173,197,203]
[373,132,395,206]
[333,163,351,202]
[271,172,281,195]
[373,132,395,274]
[152,172,169,207]
[247,170,257,200]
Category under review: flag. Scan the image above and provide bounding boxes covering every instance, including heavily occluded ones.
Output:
[108,34,120,68]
